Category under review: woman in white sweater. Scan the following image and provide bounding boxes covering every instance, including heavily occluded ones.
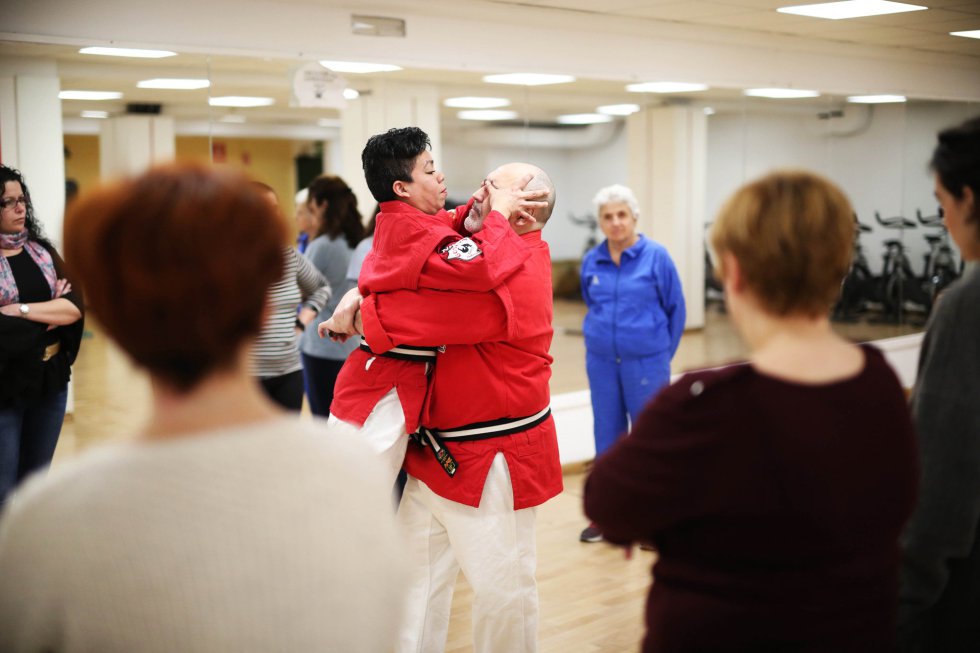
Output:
[0,164,407,653]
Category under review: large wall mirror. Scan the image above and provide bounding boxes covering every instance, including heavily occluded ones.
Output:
[2,41,976,341]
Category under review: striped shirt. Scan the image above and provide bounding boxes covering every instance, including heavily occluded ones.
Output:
[250,247,331,378]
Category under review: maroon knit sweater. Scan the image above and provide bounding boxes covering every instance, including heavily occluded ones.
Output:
[585,344,918,653]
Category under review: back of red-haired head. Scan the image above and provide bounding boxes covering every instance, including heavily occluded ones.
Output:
[64,163,285,392]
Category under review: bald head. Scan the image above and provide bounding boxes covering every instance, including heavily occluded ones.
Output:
[487,162,556,233]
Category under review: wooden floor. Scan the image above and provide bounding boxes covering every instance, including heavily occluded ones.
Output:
[55,299,921,652]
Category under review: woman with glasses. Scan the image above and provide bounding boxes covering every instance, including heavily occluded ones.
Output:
[899,115,980,653]
[0,165,84,505]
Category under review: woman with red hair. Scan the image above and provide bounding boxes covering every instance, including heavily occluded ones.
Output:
[0,164,406,652]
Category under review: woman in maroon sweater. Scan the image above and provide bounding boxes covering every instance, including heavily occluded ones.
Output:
[584,170,919,653]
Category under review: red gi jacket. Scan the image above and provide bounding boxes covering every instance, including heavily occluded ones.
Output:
[329,199,530,433]
[360,231,563,510]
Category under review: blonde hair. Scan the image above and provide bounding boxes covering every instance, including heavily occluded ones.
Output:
[709,170,854,317]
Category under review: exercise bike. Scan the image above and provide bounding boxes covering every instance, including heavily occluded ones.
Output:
[874,211,925,323]
[916,208,959,315]
[833,214,874,321]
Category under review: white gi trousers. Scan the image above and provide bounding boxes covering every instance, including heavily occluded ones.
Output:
[327,388,408,498]
[396,452,538,653]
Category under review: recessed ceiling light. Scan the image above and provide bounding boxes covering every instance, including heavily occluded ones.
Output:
[777,1,926,20]
[137,78,210,90]
[482,73,575,86]
[557,113,614,125]
[847,94,906,103]
[79,46,177,59]
[626,82,708,93]
[318,60,402,73]
[209,96,275,107]
[219,115,246,123]
[80,110,109,119]
[951,30,980,40]
[444,97,511,109]
[59,90,123,101]
[458,110,519,121]
[343,88,360,100]
[597,103,641,116]
[744,88,820,99]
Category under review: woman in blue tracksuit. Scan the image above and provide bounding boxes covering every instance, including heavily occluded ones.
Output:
[580,184,685,542]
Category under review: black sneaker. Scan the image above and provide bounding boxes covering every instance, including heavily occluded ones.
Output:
[580,522,603,543]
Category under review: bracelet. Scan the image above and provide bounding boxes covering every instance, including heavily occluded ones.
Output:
[295,318,305,329]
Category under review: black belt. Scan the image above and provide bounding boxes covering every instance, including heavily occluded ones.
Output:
[359,337,442,362]
[412,407,552,478]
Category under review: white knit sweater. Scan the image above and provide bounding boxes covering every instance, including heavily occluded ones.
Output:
[0,417,407,652]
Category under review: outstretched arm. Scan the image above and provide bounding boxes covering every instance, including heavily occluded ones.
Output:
[358,286,513,353]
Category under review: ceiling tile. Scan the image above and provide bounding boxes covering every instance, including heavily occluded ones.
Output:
[616,2,754,20]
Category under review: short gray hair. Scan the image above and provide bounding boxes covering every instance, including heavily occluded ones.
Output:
[593,184,639,219]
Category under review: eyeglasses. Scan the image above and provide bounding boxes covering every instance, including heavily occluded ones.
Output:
[0,197,28,210]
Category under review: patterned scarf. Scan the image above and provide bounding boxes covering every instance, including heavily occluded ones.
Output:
[0,230,57,307]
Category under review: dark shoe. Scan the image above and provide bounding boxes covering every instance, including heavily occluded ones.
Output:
[580,522,603,543]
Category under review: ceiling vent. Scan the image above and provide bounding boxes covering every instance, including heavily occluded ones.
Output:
[126,103,162,114]
[351,15,406,37]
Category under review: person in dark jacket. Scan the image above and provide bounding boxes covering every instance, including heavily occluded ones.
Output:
[579,184,685,542]
[585,170,918,653]
[0,165,84,505]
[899,115,980,653]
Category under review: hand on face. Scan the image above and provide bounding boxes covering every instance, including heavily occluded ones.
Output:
[484,172,547,225]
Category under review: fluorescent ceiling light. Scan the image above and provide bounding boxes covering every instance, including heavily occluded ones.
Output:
[137,78,210,90]
[80,110,109,119]
[219,115,246,123]
[59,90,123,101]
[444,96,511,109]
[626,82,708,93]
[744,87,820,99]
[458,110,518,121]
[79,46,176,59]
[951,30,980,39]
[847,94,906,103]
[597,103,641,116]
[209,96,275,107]
[777,1,926,20]
[557,113,614,125]
[343,88,360,100]
[482,73,575,86]
[319,60,402,73]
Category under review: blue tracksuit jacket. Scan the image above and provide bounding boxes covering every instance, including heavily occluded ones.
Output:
[580,235,685,361]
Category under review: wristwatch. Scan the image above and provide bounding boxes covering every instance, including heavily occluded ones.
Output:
[18,304,29,317]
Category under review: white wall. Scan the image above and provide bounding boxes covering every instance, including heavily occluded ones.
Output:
[705,102,980,271]
[441,100,979,271]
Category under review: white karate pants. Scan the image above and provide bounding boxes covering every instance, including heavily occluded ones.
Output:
[327,388,408,497]
[395,452,538,653]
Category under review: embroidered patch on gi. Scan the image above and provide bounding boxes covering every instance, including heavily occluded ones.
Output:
[441,237,482,261]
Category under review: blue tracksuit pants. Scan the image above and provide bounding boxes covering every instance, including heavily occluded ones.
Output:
[586,351,671,458]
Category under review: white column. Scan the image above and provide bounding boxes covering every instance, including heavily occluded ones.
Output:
[99,115,176,179]
[0,56,66,249]
[341,82,441,216]
[627,106,707,330]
